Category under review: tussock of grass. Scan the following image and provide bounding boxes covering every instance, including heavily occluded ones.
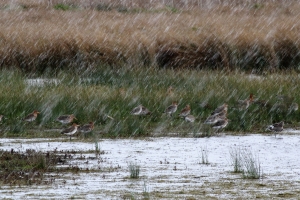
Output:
[229,147,243,173]
[242,150,262,179]
[128,162,140,179]
[229,147,262,179]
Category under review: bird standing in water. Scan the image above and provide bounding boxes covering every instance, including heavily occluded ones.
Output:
[267,121,284,138]
[61,123,80,141]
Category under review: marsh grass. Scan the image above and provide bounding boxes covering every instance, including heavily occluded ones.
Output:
[142,180,150,200]
[128,162,140,179]
[0,67,300,137]
[229,147,262,179]
[229,147,243,173]
[0,149,61,185]
[242,150,262,179]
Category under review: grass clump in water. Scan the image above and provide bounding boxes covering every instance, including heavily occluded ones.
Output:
[200,147,209,165]
[242,149,262,179]
[128,162,140,179]
[229,147,243,173]
[229,147,262,179]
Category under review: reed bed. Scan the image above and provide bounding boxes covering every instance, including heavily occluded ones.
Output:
[0,1,300,72]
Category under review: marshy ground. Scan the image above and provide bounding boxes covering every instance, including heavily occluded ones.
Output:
[1,135,300,199]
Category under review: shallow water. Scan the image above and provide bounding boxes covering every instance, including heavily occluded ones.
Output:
[1,134,300,199]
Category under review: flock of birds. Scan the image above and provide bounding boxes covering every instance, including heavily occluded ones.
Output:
[130,92,297,137]
[8,90,297,140]
[22,111,94,140]
[131,101,229,131]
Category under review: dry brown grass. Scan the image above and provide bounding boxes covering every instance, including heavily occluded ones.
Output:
[1,0,300,72]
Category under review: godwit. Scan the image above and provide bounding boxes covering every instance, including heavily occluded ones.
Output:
[141,106,151,115]
[212,118,229,130]
[164,102,178,116]
[79,122,95,133]
[236,94,254,110]
[179,104,191,117]
[130,105,143,115]
[131,105,151,116]
[56,114,76,124]
[210,103,228,116]
[61,123,80,141]
[184,114,195,123]
[204,109,227,124]
[266,121,284,138]
[24,110,40,122]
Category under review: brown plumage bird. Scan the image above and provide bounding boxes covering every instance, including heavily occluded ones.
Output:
[179,104,191,117]
[204,112,226,125]
[164,102,178,116]
[236,94,254,110]
[56,114,76,124]
[79,122,95,133]
[61,123,80,141]
[24,110,40,122]
[211,103,228,116]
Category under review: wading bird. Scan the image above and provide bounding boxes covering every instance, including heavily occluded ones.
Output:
[24,110,40,122]
[210,103,228,116]
[236,94,254,110]
[184,114,195,123]
[61,123,80,141]
[131,105,151,116]
[164,102,178,116]
[79,122,95,134]
[266,121,284,138]
[56,114,76,124]
[179,104,191,117]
